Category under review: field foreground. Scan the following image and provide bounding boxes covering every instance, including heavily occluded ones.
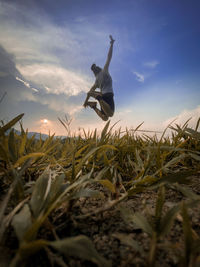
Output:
[68,175,200,266]
[0,114,200,266]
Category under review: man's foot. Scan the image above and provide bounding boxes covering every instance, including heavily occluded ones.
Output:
[87,91,102,99]
[86,101,97,109]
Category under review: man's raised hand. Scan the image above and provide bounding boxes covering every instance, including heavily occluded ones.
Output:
[109,35,115,44]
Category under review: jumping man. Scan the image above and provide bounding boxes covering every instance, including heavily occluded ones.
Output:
[83,35,115,121]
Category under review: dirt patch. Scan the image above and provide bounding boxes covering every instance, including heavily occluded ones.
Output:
[1,175,200,267]
[51,175,200,266]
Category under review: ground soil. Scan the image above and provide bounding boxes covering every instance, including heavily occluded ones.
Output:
[1,174,200,267]
[53,174,200,266]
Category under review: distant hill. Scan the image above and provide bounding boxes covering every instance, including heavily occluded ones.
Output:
[26,131,50,140]
[6,129,66,140]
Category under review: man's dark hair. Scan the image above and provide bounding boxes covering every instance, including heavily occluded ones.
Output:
[91,64,102,75]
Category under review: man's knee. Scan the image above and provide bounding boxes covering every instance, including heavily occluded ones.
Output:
[100,101,113,116]
[109,111,114,117]
[104,109,113,117]
[102,114,109,121]
[103,106,114,118]
[89,91,102,99]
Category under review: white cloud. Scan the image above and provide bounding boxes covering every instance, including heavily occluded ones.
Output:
[163,105,200,130]
[15,74,87,117]
[133,71,145,83]
[18,90,37,102]
[24,90,85,117]
[42,97,84,116]
[144,60,159,68]
[17,64,91,96]
[0,2,110,101]
[0,2,114,69]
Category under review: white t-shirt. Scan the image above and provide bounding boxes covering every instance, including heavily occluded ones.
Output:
[95,70,113,95]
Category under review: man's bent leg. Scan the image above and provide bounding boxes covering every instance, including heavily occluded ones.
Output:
[99,100,114,117]
[87,92,112,120]
[90,105,108,121]
[88,91,102,99]
[94,108,108,121]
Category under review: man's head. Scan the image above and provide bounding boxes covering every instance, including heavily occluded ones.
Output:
[91,64,102,76]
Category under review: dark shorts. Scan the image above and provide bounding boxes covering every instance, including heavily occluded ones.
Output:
[96,93,115,113]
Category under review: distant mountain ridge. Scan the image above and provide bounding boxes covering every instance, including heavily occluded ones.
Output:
[6,128,67,140]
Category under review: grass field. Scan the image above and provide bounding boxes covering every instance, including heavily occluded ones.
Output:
[0,113,200,266]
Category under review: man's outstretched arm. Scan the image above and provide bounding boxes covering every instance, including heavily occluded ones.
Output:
[103,35,115,72]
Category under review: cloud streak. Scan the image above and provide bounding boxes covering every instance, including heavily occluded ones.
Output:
[16,77,39,92]
[144,60,159,68]
[133,71,145,82]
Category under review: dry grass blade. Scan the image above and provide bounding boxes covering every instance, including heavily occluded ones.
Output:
[98,179,116,193]
[14,152,45,168]
[185,127,200,140]
[100,120,110,142]
[0,113,24,135]
[195,117,200,131]
[8,129,17,162]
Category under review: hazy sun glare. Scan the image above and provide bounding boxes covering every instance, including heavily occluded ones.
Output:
[42,119,48,124]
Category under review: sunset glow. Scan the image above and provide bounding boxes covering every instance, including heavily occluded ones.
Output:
[43,119,48,124]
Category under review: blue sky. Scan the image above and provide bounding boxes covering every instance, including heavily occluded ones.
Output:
[0,0,200,135]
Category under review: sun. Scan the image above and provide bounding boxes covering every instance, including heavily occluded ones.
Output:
[43,119,48,124]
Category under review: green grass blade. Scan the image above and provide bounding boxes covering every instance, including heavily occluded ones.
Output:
[160,204,180,237]
[50,235,111,267]
[11,204,32,241]
[112,233,143,254]
[155,185,165,232]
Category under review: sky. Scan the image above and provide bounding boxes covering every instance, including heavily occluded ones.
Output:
[0,0,200,136]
